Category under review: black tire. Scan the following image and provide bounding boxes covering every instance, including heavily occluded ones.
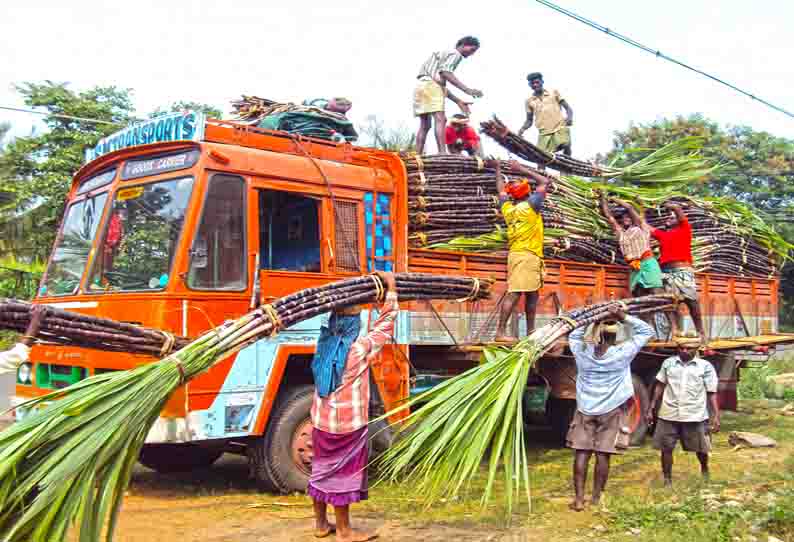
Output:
[138,444,223,473]
[250,384,314,494]
[546,395,576,446]
[628,373,650,446]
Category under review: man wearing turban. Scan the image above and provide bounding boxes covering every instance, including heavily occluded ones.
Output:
[493,160,551,342]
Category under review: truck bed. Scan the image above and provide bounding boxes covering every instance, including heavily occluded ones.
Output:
[404,247,779,345]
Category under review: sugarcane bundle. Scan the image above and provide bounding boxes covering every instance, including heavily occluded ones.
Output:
[480,117,607,177]
[231,95,348,124]
[426,172,790,276]
[403,155,544,248]
[401,153,545,177]
[375,294,676,518]
[0,273,490,542]
[399,131,789,275]
[480,117,717,185]
[0,300,190,355]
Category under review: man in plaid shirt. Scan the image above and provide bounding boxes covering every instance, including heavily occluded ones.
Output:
[309,271,398,542]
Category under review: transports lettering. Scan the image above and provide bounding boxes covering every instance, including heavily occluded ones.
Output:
[85,111,205,163]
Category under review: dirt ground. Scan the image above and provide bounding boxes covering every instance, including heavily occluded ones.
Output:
[117,449,513,542]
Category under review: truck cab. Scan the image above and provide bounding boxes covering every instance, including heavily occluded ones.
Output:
[14,112,409,492]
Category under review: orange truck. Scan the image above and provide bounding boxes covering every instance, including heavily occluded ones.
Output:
[11,112,790,493]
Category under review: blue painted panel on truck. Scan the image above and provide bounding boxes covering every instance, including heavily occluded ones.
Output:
[364,192,393,272]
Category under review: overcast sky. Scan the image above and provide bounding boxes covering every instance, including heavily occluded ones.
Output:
[1,0,792,159]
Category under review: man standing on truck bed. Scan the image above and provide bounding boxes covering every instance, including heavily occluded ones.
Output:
[567,303,655,511]
[493,160,550,342]
[518,72,573,156]
[600,193,665,297]
[414,36,483,155]
[647,338,720,487]
[650,202,706,343]
[309,271,398,542]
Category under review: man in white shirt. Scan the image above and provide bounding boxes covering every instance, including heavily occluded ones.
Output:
[647,338,720,487]
[0,305,46,375]
[567,303,654,511]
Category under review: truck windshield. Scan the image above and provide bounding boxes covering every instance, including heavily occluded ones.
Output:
[40,192,109,296]
[88,176,194,292]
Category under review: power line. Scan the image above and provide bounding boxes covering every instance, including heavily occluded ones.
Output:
[0,105,123,126]
[533,0,794,121]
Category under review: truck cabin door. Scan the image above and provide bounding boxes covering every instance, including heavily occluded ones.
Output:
[182,172,254,335]
[255,187,366,303]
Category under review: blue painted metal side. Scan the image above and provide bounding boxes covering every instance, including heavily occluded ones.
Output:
[364,192,393,272]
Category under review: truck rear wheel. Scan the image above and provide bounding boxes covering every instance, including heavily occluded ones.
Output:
[138,444,223,473]
[249,384,314,494]
[628,374,650,446]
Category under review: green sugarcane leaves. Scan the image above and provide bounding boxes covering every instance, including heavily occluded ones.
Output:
[374,339,540,521]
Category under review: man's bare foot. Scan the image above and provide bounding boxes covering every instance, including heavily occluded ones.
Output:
[315,523,336,538]
[494,335,518,344]
[569,500,585,512]
[336,529,378,542]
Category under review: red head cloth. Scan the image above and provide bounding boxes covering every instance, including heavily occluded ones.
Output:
[506,179,530,200]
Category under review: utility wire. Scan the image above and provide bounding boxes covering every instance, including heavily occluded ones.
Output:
[534,0,794,120]
[0,105,123,126]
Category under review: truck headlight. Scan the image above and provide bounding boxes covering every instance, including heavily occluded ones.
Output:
[17,362,32,385]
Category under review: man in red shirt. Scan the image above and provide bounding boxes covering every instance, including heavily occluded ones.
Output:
[650,202,706,343]
[445,114,483,156]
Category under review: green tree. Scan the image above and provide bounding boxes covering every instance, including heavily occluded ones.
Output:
[0,122,14,210]
[150,100,222,119]
[0,81,134,260]
[360,115,416,152]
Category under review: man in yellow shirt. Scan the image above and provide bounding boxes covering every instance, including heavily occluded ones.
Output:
[519,72,574,156]
[494,160,550,342]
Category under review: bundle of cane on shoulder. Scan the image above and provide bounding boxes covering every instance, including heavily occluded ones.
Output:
[374,294,676,520]
[0,273,491,542]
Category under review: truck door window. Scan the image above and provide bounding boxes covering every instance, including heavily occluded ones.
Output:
[259,190,321,272]
[187,174,247,290]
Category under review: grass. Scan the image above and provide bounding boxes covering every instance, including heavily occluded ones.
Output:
[362,400,794,541]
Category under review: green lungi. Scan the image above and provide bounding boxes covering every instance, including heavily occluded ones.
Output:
[630,256,664,291]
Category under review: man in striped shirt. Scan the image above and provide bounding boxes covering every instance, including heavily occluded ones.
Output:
[414,36,483,155]
[600,194,664,297]
[309,272,398,542]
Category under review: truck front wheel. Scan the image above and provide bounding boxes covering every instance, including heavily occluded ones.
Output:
[249,384,314,494]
